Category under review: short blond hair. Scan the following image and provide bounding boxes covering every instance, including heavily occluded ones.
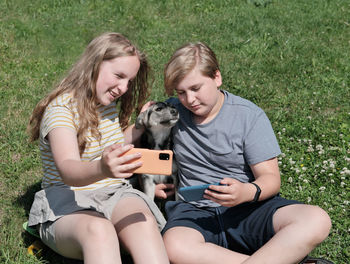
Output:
[164,42,219,95]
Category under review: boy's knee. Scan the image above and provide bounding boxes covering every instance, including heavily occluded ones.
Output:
[298,205,332,245]
[311,206,332,242]
[163,231,191,263]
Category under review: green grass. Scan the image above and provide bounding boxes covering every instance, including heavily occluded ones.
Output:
[0,0,349,263]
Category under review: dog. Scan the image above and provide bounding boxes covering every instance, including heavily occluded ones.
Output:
[133,101,179,200]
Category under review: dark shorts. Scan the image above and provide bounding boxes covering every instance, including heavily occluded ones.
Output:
[162,195,301,255]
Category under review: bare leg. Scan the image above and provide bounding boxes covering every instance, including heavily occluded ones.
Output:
[243,204,331,264]
[111,196,169,264]
[163,226,249,264]
[54,211,122,264]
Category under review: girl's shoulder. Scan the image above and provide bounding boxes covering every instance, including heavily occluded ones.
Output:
[47,92,76,109]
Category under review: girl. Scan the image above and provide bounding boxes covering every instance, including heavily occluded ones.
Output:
[28,32,169,264]
[161,42,332,264]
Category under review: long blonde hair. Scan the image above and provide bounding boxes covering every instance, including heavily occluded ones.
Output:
[164,42,219,95]
[28,32,150,155]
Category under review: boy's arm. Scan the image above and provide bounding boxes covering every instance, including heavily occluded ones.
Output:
[204,157,281,206]
[248,157,281,201]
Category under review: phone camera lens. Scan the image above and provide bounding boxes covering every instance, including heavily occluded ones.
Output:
[159,153,170,160]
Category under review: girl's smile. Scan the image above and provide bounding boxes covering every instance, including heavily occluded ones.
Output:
[96,55,140,106]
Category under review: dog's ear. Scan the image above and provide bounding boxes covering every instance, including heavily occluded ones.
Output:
[135,109,148,129]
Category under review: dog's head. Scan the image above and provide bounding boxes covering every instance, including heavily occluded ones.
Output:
[136,102,179,130]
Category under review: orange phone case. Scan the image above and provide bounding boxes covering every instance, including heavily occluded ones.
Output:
[122,148,173,175]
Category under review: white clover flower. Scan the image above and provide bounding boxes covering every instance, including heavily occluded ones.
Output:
[317,145,324,150]
[307,146,314,152]
[307,197,312,203]
[303,179,308,183]
[319,186,326,191]
[341,182,346,187]
[288,177,293,183]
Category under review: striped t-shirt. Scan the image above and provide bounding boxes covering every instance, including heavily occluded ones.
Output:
[39,93,126,190]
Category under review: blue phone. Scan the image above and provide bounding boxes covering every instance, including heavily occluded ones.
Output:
[178,182,221,201]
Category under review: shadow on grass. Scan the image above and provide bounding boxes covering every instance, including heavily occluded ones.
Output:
[16,182,133,264]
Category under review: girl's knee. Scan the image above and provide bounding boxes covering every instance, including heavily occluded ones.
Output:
[83,217,117,243]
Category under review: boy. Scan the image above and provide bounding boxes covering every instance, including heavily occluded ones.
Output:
[161,42,332,264]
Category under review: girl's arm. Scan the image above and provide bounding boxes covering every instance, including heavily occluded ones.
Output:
[48,127,143,187]
[204,157,281,207]
[123,101,155,144]
[123,123,144,145]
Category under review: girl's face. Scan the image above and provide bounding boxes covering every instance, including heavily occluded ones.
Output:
[96,55,140,106]
[175,66,223,124]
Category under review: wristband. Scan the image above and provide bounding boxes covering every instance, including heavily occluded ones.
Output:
[250,182,261,203]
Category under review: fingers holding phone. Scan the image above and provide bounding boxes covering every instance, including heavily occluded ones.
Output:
[203,178,247,207]
[101,143,143,178]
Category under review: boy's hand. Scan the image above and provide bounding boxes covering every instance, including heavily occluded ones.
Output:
[155,183,175,199]
[203,178,253,207]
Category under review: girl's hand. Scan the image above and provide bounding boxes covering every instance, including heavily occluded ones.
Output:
[140,100,155,113]
[203,178,254,207]
[100,143,143,178]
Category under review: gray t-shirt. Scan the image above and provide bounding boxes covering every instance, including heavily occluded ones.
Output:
[168,90,281,207]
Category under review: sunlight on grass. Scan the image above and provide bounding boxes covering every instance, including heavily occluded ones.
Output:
[0,0,349,263]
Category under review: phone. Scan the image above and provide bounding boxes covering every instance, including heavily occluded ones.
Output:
[178,182,222,201]
[122,148,173,175]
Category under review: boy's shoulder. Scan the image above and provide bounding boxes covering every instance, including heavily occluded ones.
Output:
[223,90,262,114]
[166,97,181,106]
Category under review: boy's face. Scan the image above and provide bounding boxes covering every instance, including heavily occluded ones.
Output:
[175,67,223,123]
[96,55,140,106]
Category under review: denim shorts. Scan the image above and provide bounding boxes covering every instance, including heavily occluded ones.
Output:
[162,195,301,255]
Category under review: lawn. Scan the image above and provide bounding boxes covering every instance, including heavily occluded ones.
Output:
[0,0,349,263]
